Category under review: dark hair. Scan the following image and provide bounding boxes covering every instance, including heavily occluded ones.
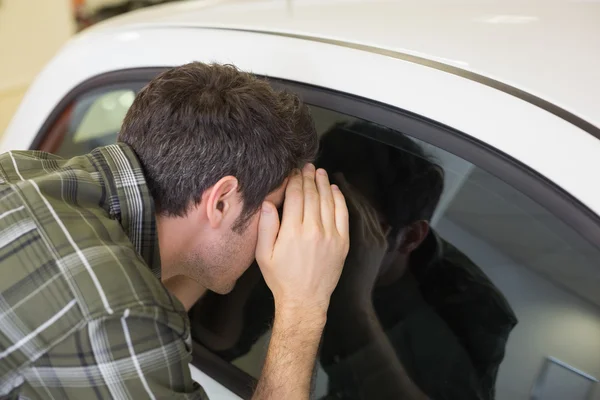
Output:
[316,121,444,233]
[119,62,317,231]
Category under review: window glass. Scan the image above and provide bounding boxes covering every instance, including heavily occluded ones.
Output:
[40,83,144,157]
[189,105,600,400]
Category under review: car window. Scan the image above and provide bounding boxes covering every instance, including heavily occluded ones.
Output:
[39,83,144,157]
[189,105,600,400]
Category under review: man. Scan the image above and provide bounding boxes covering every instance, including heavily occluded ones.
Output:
[193,121,517,399]
[0,62,350,399]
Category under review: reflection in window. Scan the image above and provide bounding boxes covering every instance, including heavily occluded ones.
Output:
[189,106,600,400]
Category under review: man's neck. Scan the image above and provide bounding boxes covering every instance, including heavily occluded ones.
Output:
[162,275,207,311]
[156,213,207,311]
[156,213,183,274]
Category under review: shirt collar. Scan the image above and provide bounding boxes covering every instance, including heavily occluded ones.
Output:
[88,142,162,278]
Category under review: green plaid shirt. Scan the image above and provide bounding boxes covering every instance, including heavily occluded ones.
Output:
[0,144,208,399]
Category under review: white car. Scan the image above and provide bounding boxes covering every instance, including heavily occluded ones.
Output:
[3,1,600,399]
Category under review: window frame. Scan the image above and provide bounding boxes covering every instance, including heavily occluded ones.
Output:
[33,67,600,399]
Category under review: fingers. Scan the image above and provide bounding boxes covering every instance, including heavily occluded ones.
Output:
[255,201,280,264]
[281,170,303,226]
[332,184,349,240]
[316,168,336,233]
[282,165,348,241]
[332,173,356,212]
[302,164,321,225]
[332,174,360,228]
[332,173,384,243]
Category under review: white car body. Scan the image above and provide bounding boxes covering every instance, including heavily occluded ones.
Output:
[3,0,600,398]
[4,0,600,216]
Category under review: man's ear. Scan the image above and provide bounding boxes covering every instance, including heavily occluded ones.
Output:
[398,220,430,254]
[202,176,240,229]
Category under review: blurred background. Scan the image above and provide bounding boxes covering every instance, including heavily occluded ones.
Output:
[0,0,180,135]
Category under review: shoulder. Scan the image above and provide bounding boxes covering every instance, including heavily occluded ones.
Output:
[55,234,182,322]
[19,305,197,400]
[0,150,86,181]
[0,237,186,377]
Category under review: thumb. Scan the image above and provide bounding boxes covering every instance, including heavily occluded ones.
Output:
[255,201,280,264]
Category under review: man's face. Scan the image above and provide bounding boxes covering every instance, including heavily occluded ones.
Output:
[184,182,287,294]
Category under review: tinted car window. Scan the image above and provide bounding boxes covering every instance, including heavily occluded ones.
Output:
[190,106,600,400]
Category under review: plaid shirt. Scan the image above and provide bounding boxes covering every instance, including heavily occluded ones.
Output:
[0,144,208,399]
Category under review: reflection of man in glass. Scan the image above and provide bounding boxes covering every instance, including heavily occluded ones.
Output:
[191,122,518,399]
[316,122,518,399]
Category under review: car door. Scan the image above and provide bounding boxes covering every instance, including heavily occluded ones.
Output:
[31,67,600,400]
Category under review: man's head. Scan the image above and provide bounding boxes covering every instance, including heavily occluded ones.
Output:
[316,121,444,275]
[119,62,317,293]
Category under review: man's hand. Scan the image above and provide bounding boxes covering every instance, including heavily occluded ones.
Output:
[252,163,350,400]
[255,163,350,313]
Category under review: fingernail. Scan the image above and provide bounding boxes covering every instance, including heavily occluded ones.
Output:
[331,184,340,191]
[262,203,271,213]
[317,168,327,176]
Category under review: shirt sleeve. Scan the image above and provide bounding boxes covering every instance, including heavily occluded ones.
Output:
[21,309,209,400]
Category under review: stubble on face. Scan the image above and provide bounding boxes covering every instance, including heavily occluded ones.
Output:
[184,182,286,295]
[183,218,257,295]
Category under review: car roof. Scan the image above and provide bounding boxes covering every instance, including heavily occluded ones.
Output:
[85,0,600,131]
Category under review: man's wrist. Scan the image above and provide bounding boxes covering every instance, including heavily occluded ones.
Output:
[274,298,329,329]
